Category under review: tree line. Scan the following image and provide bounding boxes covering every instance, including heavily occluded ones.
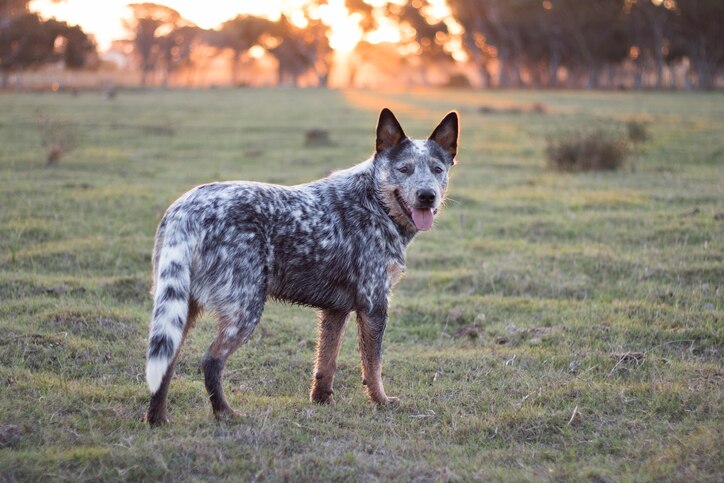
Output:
[121,3,334,88]
[448,0,723,89]
[1,0,722,90]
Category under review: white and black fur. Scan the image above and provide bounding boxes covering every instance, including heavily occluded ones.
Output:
[145,108,459,425]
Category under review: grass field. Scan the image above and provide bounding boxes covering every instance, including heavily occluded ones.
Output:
[0,87,722,481]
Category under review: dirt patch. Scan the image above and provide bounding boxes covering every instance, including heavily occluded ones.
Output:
[455,324,482,339]
[495,335,509,345]
[305,129,335,147]
[0,424,22,448]
[144,124,176,136]
[610,351,645,362]
[478,103,547,115]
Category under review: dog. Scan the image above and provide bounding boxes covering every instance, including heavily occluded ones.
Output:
[145,108,459,425]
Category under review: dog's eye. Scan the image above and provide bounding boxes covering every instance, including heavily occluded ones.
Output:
[433,166,444,174]
[398,166,410,174]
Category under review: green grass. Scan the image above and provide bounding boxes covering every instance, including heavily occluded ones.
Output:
[0,88,722,481]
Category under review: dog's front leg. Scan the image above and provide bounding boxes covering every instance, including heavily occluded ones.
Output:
[357,309,398,404]
[310,309,349,404]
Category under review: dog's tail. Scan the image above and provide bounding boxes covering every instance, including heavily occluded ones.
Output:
[145,219,194,394]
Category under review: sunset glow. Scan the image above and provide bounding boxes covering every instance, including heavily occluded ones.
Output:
[318,0,363,52]
[29,0,381,52]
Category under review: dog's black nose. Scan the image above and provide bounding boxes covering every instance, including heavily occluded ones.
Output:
[416,189,436,205]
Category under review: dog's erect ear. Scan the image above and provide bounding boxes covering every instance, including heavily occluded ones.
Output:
[429,111,459,161]
[376,108,406,153]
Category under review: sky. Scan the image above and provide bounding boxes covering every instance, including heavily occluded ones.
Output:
[28,0,393,52]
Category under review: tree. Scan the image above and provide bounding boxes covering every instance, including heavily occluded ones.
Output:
[124,3,183,87]
[0,11,95,88]
[562,0,630,88]
[0,0,30,18]
[214,15,277,85]
[345,0,377,32]
[268,16,318,87]
[158,25,200,87]
[446,0,510,87]
[295,16,333,87]
[448,0,633,88]
[672,0,724,89]
[627,0,674,88]
[349,40,407,87]
[384,1,452,85]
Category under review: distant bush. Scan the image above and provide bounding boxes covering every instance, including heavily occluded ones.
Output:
[304,128,334,147]
[444,73,472,89]
[546,128,628,172]
[36,113,78,166]
[478,103,547,115]
[530,102,547,114]
[626,119,650,145]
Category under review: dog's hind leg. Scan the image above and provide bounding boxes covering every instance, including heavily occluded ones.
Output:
[201,274,266,420]
[310,309,349,404]
[357,309,398,404]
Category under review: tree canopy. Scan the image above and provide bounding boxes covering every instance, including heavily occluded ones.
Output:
[0,2,96,88]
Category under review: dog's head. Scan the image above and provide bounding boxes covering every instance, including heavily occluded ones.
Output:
[373,108,459,233]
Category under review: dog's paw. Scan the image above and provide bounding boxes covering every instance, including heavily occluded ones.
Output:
[310,388,335,405]
[145,412,169,427]
[370,395,399,404]
[213,407,242,422]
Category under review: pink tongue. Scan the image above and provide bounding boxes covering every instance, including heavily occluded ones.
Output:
[411,208,434,231]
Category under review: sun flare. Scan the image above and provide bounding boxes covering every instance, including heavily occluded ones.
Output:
[317,0,363,52]
[28,0,373,52]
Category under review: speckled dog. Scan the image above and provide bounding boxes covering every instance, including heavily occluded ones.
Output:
[145,108,459,425]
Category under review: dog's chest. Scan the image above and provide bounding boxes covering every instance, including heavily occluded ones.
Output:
[387,260,405,287]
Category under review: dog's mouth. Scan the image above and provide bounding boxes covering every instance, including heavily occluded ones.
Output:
[394,190,436,231]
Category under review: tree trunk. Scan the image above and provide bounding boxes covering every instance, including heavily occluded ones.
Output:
[230,50,240,86]
[586,65,600,89]
[634,59,644,90]
[480,64,492,89]
[548,47,560,88]
[692,35,713,90]
[161,66,170,88]
[318,72,329,88]
[497,49,510,88]
[653,21,665,89]
[348,64,358,88]
[606,65,616,89]
[695,61,712,90]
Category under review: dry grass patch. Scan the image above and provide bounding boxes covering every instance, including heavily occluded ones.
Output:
[546,128,628,171]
